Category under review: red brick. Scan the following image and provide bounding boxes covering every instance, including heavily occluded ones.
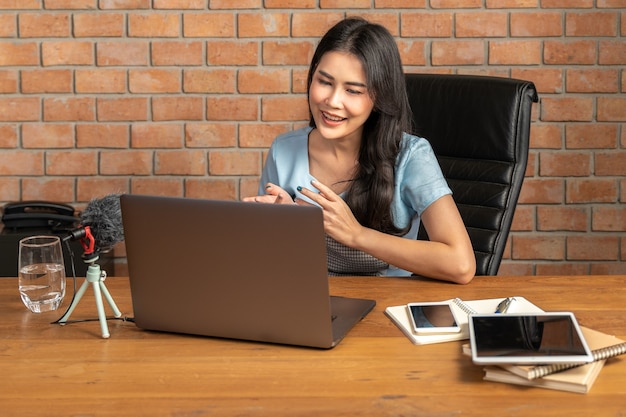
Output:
[185,178,237,200]
[537,206,588,231]
[154,0,205,8]
[129,69,181,93]
[591,262,626,275]
[511,12,562,37]
[77,178,129,202]
[100,0,151,9]
[597,97,626,121]
[509,204,533,231]
[152,96,204,121]
[261,96,309,122]
[0,0,40,8]
[598,40,626,65]
[486,0,537,7]
[43,97,95,122]
[128,13,179,37]
[320,0,369,7]
[347,13,399,36]
[544,40,596,65]
[0,42,39,66]
[131,178,183,197]
[45,0,97,8]
[207,41,259,65]
[592,206,626,232]
[566,179,618,203]
[0,151,43,175]
[73,13,124,37]
[397,40,427,66]
[0,124,17,148]
[0,70,18,93]
[489,40,541,65]
[497,262,534,277]
[567,236,619,261]
[518,178,563,204]
[97,41,149,66]
[183,13,234,37]
[0,178,20,201]
[541,97,593,122]
[185,123,237,148]
[566,124,618,149]
[131,123,183,148]
[566,69,618,93]
[42,41,93,66]
[155,150,207,175]
[152,41,203,66]
[595,151,626,176]
[97,97,148,122]
[565,12,617,37]
[100,150,153,175]
[431,0,481,7]
[0,13,16,37]
[0,98,38,121]
[262,41,314,66]
[22,123,73,148]
[401,12,453,37]
[209,0,261,8]
[238,13,290,37]
[291,12,344,37]
[530,123,562,149]
[19,13,70,38]
[46,151,98,175]
[206,97,258,121]
[598,0,626,7]
[76,124,129,148]
[541,0,592,6]
[238,69,290,94]
[183,69,236,93]
[21,69,72,93]
[511,235,565,260]
[239,123,290,148]
[21,178,75,202]
[535,263,590,276]
[539,151,590,177]
[432,40,484,65]
[375,0,425,6]
[292,68,309,94]
[456,12,507,37]
[76,69,126,93]
[240,176,262,200]
[209,150,261,176]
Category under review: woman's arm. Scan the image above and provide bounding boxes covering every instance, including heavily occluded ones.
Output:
[299,180,476,284]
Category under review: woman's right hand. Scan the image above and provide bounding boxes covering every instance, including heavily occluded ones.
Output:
[242,183,295,205]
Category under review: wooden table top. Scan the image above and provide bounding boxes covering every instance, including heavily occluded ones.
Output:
[1,275,625,416]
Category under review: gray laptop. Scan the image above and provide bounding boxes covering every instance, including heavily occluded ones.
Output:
[120,194,375,348]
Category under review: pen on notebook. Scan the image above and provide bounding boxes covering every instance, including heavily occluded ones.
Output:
[494,297,515,314]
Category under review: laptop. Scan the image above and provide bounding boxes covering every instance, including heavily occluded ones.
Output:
[120,194,376,348]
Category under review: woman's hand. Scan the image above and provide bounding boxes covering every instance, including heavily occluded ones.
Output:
[242,183,295,205]
[297,180,363,246]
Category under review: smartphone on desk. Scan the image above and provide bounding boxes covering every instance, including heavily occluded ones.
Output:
[407,301,462,335]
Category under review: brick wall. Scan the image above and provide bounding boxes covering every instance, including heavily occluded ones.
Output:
[0,0,624,276]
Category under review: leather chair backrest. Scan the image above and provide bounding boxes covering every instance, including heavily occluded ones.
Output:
[405,74,538,276]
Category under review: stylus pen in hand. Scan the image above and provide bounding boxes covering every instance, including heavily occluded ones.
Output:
[494,297,515,314]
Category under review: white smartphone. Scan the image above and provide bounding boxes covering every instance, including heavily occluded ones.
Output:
[407,301,462,335]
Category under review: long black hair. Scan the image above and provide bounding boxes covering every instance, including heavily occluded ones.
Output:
[307,18,413,235]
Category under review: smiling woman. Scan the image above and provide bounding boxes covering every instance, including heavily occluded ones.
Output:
[243,18,476,284]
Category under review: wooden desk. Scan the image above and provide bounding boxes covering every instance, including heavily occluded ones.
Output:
[1,275,625,416]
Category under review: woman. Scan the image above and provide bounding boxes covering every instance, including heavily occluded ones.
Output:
[244,18,475,284]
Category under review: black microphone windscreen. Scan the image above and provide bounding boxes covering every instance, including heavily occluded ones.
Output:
[80,194,124,251]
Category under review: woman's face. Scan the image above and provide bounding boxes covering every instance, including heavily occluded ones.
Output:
[308,51,375,144]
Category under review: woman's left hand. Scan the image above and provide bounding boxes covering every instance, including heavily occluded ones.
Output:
[297,180,363,246]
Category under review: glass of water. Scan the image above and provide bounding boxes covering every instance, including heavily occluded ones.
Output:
[18,235,66,313]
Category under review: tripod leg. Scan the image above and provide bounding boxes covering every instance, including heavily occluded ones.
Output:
[57,279,90,324]
[99,282,122,318]
[91,281,110,339]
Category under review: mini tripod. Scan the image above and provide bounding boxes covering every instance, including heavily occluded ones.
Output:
[58,226,122,338]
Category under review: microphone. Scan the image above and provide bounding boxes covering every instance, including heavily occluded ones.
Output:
[64,194,124,260]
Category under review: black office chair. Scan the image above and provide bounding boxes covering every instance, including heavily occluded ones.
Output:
[405,74,538,276]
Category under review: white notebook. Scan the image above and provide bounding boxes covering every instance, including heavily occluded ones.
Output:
[384,297,544,345]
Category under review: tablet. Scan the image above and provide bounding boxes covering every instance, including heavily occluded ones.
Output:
[469,312,594,365]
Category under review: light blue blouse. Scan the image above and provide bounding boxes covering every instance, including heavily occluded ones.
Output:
[258,126,451,276]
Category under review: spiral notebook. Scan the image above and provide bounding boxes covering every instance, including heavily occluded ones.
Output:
[384,297,544,345]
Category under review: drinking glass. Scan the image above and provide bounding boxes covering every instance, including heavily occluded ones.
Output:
[18,235,66,313]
